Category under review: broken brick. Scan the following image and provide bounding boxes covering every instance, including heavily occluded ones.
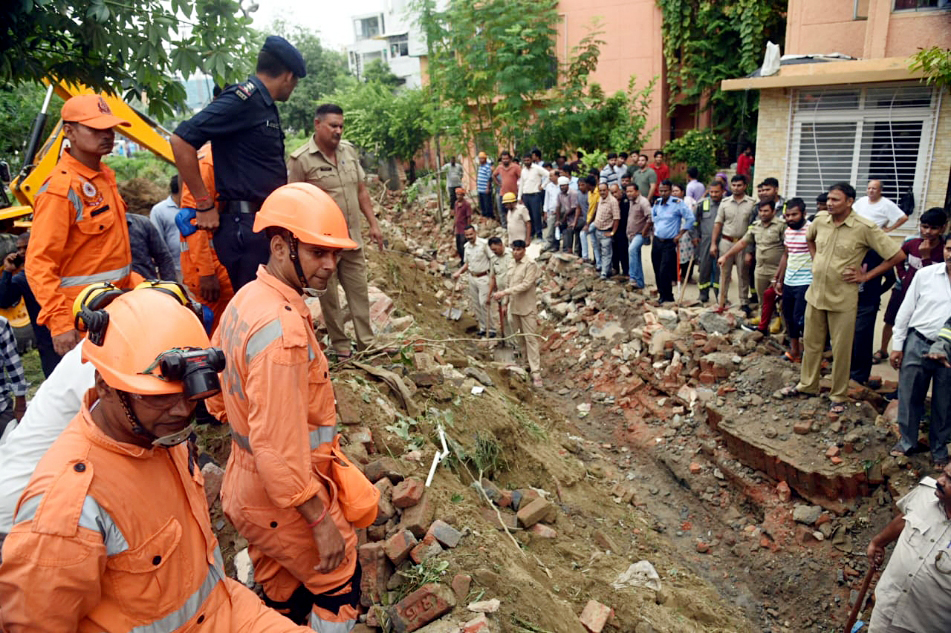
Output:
[516,497,556,528]
[830,456,843,465]
[392,478,425,508]
[793,420,813,435]
[358,542,392,607]
[511,488,540,511]
[776,481,791,503]
[579,600,614,633]
[399,492,435,538]
[452,574,472,602]
[384,529,418,565]
[528,523,557,538]
[696,542,710,553]
[388,583,456,633]
[480,506,518,531]
[462,614,491,633]
[427,519,463,548]
[826,445,840,458]
[364,458,405,483]
[689,462,702,475]
[410,537,443,563]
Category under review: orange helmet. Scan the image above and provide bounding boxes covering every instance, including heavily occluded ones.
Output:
[253,182,358,250]
[78,285,216,396]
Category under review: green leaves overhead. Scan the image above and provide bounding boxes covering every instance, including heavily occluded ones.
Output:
[909,47,951,90]
[1,0,258,119]
[656,0,787,141]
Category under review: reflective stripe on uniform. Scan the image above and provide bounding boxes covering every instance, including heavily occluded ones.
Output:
[15,493,130,556]
[60,264,132,288]
[309,613,356,633]
[68,188,84,223]
[180,242,190,253]
[128,564,223,633]
[231,425,336,455]
[939,327,951,342]
[245,319,282,364]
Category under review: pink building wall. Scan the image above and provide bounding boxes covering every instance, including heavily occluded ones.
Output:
[555,0,667,151]
[785,0,951,58]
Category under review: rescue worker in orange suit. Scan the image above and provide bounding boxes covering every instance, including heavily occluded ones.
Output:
[26,94,141,357]
[0,283,313,633]
[211,183,377,631]
[177,142,235,331]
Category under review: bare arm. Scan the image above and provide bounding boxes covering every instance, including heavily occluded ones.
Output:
[867,513,905,567]
[710,222,723,255]
[885,215,908,233]
[844,250,905,285]
[357,181,384,250]
[171,135,217,230]
[718,238,748,265]
[296,494,346,574]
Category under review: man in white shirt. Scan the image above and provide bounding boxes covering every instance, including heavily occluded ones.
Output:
[149,175,183,281]
[854,179,908,232]
[518,154,549,242]
[0,342,94,539]
[542,169,561,251]
[889,239,951,468]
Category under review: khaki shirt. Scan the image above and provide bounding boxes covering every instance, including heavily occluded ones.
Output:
[871,481,951,632]
[463,238,493,275]
[805,210,901,312]
[715,195,756,239]
[743,219,786,273]
[287,137,366,248]
[504,258,540,316]
[490,249,514,290]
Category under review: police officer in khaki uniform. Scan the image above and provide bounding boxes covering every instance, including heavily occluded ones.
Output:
[287,104,384,359]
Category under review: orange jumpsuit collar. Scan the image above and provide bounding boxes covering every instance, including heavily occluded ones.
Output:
[255,264,309,318]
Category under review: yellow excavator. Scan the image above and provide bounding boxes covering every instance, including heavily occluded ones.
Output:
[0,80,175,351]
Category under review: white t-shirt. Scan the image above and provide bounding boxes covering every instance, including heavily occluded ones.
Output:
[0,342,95,533]
[853,196,905,229]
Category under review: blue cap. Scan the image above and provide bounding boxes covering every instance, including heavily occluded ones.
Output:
[261,35,307,78]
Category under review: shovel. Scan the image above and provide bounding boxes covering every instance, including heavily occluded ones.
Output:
[442,284,463,321]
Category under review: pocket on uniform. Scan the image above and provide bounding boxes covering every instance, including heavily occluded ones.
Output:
[105,516,189,619]
[902,513,930,549]
[75,204,116,235]
[236,505,312,560]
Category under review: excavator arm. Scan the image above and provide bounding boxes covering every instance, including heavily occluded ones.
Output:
[1,80,174,222]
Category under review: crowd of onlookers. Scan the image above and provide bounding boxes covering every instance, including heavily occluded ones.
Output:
[450,146,951,469]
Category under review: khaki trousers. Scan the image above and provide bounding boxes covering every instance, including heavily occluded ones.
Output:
[318,248,374,354]
[512,312,540,373]
[718,238,749,305]
[468,274,490,331]
[753,272,775,309]
[797,304,856,403]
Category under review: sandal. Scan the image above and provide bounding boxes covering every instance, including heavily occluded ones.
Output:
[777,385,803,398]
[784,352,801,363]
[871,350,887,365]
[889,443,909,458]
[828,402,848,418]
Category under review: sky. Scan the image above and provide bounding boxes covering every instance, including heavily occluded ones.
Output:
[250,0,382,51]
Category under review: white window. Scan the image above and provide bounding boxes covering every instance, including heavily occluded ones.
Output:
[786,83,938,232]
[354,15,383,41]
[893,0,950,11]
[390,34,409,58]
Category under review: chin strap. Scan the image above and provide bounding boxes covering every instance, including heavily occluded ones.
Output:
[287,233,327,298]
[117,391,191,448]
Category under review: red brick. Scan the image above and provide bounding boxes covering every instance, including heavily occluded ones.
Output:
[696,541,710,553]
[384,529,418,565]
[462,614,491,633]
[793,420,813,435]
[516,497,556,528]
[410,537,443,563]
[392,478,425,509]
[388,583,456,633]
[374,478,397,526]
[776,481,791,503]
[399,492,435,538]
[529,523,557,538]
[689,462,702,475]
[579,600,614,633]
[699,371,717,385]
[480,507,518,531]
[830,456,843,465]
[825,445,840,458]
[451,573,472,602]
[358,542,392,607]
[364,458,405,483]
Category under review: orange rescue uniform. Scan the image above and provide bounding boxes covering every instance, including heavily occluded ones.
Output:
[212,266,358,631]
[0,391,311,633]
[179,144,234,331]
[26,150,136,337]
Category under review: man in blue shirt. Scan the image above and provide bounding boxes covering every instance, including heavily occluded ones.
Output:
[149,175,183,281]
[651,180,695,303]
[476,152,494,219]
[171,35,305,290]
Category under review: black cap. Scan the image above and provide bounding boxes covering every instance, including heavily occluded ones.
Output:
[262,35,307,78]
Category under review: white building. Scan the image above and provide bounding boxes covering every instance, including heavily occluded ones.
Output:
[346,0,427,89]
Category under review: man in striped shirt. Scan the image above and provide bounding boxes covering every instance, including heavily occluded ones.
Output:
[772,199,811,362]
[0,316,27,438]
[476,152,494,219]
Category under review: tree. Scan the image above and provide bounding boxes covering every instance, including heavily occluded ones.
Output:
[1,0,259,119]
[414,0,559,152]
[0,82,63,167]
[910,47,951,91]
[655,0,786,146]
[271,22,354,134]
[362,60,404,89]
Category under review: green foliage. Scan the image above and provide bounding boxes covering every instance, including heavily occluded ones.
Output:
[414,0,559,151]
[656,0,786,140]
[520,26,656,158]
[910,47,951,90]
[663,129,724,182]
[272,22,354,134]
[362,60,404,89]
[103,154,176,183]
[0,82,64,167]
[329,81,434,162]
[2,0,259,119]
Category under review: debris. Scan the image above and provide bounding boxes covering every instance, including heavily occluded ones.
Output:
[452,574,472,602]
[428,519,463,549]
[388,583,456,633]
[793,505,823,526]
[612,560,662,591]
[577,403,592,418]
[516,497,556,528]
[393,478,426,508]
[579,600,614,633]
[467,599,500,613]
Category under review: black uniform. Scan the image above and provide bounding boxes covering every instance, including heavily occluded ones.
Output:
[173,76,287,290]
